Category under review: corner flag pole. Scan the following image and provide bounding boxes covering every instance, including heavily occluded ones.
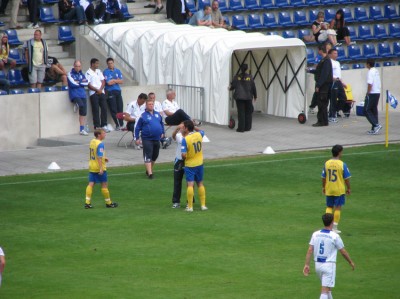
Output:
[385,90,389,148]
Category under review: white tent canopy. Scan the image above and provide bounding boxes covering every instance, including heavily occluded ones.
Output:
[92,23,307,125]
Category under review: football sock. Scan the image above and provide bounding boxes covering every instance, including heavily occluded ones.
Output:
[85,185,93,204]
[320,293,328,299]
[198,185,206,207]
[187,186,194,209]
[334,209,341,224]
[101,188,111,204]
[328,291,333,299]
[80,125,84,132]
[326,207,333,214]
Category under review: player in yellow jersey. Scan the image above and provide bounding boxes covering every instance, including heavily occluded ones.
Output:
[321,145,351,233]
[85,129,118,209]
[181,120,207,212]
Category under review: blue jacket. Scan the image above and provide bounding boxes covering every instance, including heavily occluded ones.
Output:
[135,110,164,141]
[103,67,122,92]
[67,68,88,101]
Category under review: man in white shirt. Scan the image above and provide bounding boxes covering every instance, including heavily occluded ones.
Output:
[303,213,355,299]
[0,246,5,287]
[162,89,199,126]
[328,48,347,123]
[364,58,382,135]
[86,58,110,132]
[124,93,147,133]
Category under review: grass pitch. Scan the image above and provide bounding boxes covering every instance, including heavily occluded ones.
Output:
[0,144,399,298]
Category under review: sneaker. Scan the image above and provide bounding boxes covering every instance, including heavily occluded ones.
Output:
[367,130,375,135]
[201,206,208,211]
[148,174,153,179]
[99,18,104,23]
[308,107,315,114]
[374,124,382,134]
[172,203,180,208]
[73,103,79,113]
[115,126,121,131]
[80,129,89,136]
[84,203,93,209]
[33,23,39,29]
[94,18,100,25]
[27,23,34,29]
[102,126,110,133]
[185,207,193,212]
[193,119,202,126]
[329,118,338,123]
[106,202,118,208]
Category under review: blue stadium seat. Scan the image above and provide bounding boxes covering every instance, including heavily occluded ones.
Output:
[4,29,23,46]
[320,0,336,5]
[291,0,306,7]
[218,0,230,12]
[185,0,197,13]
[28,88,41,93]
[282,30,296,38]
[293,11,308,26]
[260,0,275,9]
[369,5,385,21]
[275,0,292,8]
[198,0,210,9]
[377,42,395,58]
[388,23,400,38]
[335,46,348,62]
[0,21,4,27]
[298,29,312,40]
[278,11,293,27]
[231,14,249,29]
[306,48,315,64]
[245,0,261,10]
[7,69,27,85]
[347,26,359,41]
[10,89,25,94]
[373,24,388,39]
[120,3,133,19]
[348,44,362,60]
[337,0,352,4]
[229,0,245,11]
[340,64,350,70]
[8,48,25,65]
[383,61,395,67]
[304,0,320,5]
[342,7,353,23]
[384,4,400,20]
[45,86,59,92]
[352,63,365,69]
[223,16,230,26]
[363,44,378,59]
[61,86,69,91]
[0,90,7,95]
[358,25,373,40]
[309,10,319,23]
[353,0,368,3]
[58,26,76,44]
[263,12,278,28]
[324,8,336,22]
[40,7,60,23]
[354,7,369,22]
[0,70,6,80]
[393,41,400,56]
[248,14,263,29]
[43,0,58,4]
[265,31,279,36]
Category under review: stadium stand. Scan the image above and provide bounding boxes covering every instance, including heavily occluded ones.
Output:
[40,7,61,23]
[58,26,76,44]
[28,88,41,93]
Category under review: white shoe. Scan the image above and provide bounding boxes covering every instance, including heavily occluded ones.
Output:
[102,126,110,133]
[172,203,180,208]
[94,18,100,25]
[373,124,382,134]
[185,207,193,212]
[201,206,208,211]
[80,130,89,136]
[27,23,34,29]
[33,23,39,29]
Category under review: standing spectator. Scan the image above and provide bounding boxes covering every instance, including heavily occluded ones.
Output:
[134,98,165,179]
[328,48,347,123]
[85,128,118,209]
[188,5,212,26]
[162,89,198,126]
[167,0,190,24]
[171,123,185,208]
[321,144,351,234]
[67,60,89,136]
[77,0,106,24]
[26,0,40,28]
[0,0,8,15]
[303,213,355,299]
[330,9,355,46]
[24,30,48,89]
[124,93,147,134]
[0,33,16,70]
[211,0,228,29]
[86,58,110,132]
[59,0,86,24]
[45,56,68,86]
[181,120,207,212]
[364,58,382,135]
[229,63,257,132]
[312,44,333,127]
[0,246,5,287]
[312,11,339,47]
[104,57,124,130]
[9,0,22,29]
[104,0,124,23]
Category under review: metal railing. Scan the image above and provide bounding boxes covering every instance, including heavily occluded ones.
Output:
[168,84,205,122]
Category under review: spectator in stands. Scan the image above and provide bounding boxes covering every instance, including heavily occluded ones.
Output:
[59,0,86,24]
[86,58,110,132]
[328,48,347,123]
[67,60,90,136]
[123,93,147,134]
[104,57,124,130]
[24,30,48,89]
[144,0,163,14]
[26,0,40,28]
[330,9,355,46]
[76,0,106,24]
[211,0,228,29]
[312,11,340,47]
[188,5,212,26]
[0,0,8,15]
[104,0,124,23]
[0,77,10,94]
[167,0,191,24]
[45,56,68,86]
[149,92,165,118]
[9,0,22,29]
[162,89,199,126]
[0,34,16,70]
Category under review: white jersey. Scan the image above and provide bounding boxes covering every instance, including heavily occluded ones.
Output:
[175,132,183,161]
[86,68,105,96]
[162,99,180,114]
[309,229,344,263]
[125,100,145,120]
[367,67,381,94]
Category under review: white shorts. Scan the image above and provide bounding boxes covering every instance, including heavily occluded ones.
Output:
[318,29,337,43]
[315,262,336,288]
[29,65,46,84]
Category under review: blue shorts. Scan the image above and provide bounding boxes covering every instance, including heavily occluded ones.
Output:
[326,195,345,207]
[184,165,204,182]
[89,171,108,183]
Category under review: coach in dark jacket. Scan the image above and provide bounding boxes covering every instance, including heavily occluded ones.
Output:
[229,64,257,132]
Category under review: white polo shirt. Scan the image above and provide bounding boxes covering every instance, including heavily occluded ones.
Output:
[154,101,165,118]
[331,59,341,80]
[367,67,381,94]
[162,99,180,114]
[125,100,145,120]
[175,132,183,161]
[86,68,105,96]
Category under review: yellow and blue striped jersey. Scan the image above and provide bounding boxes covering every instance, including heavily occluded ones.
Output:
[181,131,204,167]
[89,138,106,173]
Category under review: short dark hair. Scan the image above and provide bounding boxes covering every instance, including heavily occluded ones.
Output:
[332,144,343,157]
[328,48,337,55]
[366,58,375,68]
[90,58,99,66]
[148,92,155,98]
[106,57,114,63]
[183,120,194,132]
[138,93,148,100]
[322,213,334,227]
[94,128,104,137]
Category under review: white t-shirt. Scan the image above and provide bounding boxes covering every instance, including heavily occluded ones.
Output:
[162,99,180,114]
[331,59,341,80]
[309,229,344,263]
[154,101,165,118]
[367,67,381,94]
[86,68,105,96]
[175,132,183,161]
[125,100,145,120]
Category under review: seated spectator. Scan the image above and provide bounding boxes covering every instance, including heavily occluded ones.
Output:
[76,0,106,24]
[59,0,86,24]
[45,56,68,86]
[123,93,147,133]
[0,77,10,94]
[211,0,228,29]
[162,89,200,126]
[312,11,339,47]
[0,34,16,70]
[148,92,165,118]
[330,9,355,46]
[104,0,124,23]
[188,5,212,26]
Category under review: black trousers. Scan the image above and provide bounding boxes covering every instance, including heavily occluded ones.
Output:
[172,159,184,204]
[90,93,108,128]
[85,2,106,23]
[165,109,191,125]
[316,92,329,126]
[235,99,253,132]
[107,90,124,127]
[364,93,380,129]
[329,81,347,118]
[27,0,39,24]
